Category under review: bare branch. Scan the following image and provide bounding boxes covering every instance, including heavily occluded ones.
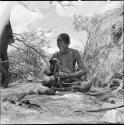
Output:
[10,44,25,52]
[49,1,77,9]
[18,1,39,12]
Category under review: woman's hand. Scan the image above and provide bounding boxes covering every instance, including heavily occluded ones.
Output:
[55,72,69,78]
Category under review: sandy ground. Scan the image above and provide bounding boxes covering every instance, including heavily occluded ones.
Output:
[1,81,124,124]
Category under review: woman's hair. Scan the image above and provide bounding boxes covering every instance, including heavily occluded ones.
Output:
[57,33,70,44]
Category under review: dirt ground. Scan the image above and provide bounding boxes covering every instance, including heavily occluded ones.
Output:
[1,81,124,124]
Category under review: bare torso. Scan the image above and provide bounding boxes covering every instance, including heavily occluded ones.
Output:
[51,48,81,72]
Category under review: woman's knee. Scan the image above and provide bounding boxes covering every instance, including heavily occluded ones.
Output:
[42,75,56,87]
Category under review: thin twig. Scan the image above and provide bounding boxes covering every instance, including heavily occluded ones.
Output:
[86,104,124,112]
[19,1,39,12]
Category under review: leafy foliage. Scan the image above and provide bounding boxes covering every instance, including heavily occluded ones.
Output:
[8,29,51,82]
[73,5,123,87]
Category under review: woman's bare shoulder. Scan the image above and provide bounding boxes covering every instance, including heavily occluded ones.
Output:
[69,48,80,55]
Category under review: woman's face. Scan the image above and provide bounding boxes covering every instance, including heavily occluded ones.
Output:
[57,41,68,53]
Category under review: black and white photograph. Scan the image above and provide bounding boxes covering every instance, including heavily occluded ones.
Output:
[0,1,124,124]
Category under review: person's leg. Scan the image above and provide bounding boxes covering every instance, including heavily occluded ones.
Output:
[0,72,2,86]
[0,62,7,76]
[72,77,98,93]
[80,73,87,81]
[1,52,9,87]
[1,62,9,87]
[42,75,58,88]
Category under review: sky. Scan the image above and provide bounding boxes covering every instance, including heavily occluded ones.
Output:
[0,1,122,54]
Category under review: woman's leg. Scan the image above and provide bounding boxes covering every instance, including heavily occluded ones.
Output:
[42,75,58,88]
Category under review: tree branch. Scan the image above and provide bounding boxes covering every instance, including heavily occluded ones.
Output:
[13,34,47,62]
[18,1,39,12]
